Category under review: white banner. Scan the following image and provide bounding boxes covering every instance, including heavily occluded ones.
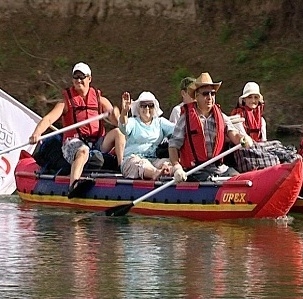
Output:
[0,89,42,194]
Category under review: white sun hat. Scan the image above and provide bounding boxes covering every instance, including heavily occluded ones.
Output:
[131,91,163,117]
[239,82,263,105]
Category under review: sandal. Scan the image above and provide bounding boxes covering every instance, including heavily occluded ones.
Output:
[68,178,95,199]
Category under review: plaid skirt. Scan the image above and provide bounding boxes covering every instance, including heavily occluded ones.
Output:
[234,140,300,173]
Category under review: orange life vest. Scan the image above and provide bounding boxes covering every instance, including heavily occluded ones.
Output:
[299,139,303,156]
[62,87,105,142]
[231,104,264,142]
[180,102,225,169]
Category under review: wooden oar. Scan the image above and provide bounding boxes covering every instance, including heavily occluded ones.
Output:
[104,143,242,216]
[0,111,110,156]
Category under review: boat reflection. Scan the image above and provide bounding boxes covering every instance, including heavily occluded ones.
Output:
[1,205,303,298]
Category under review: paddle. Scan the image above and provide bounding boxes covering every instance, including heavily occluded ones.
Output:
[0,111,110,156]
[104,143,242,216]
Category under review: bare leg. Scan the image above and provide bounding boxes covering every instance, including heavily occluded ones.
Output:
[69,146,89,187]
[101,128,125,166]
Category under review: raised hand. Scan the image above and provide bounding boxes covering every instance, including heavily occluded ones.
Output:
[121,91,132,113]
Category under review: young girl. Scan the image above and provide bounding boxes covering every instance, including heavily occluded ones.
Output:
[231,82,266,142]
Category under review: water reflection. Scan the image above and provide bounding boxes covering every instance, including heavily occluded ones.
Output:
[0,196,302,298]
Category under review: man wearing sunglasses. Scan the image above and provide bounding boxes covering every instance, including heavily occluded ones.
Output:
[29,62,125,197]
[169,72,253,183]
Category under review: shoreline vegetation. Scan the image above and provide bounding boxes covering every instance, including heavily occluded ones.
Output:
[0,2,303,140]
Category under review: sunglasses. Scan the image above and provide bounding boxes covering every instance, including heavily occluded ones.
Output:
[72,74,88,80]
[197,91,217,97]
[140,103,155,109]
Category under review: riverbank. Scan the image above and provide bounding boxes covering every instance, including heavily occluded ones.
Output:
[1,1,303,136]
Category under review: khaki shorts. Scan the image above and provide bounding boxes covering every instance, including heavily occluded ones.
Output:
[62,137,104,164]
[121,154,170,179]
[62,138,89,164]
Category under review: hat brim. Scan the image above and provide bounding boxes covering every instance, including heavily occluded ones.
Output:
[131,98,163,117]
[73,70,86,75]
[239,93,263,105]
[188,82,222,98]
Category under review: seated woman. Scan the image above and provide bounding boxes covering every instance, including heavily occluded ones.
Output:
[119,91,175,180]
[231,82,267,142]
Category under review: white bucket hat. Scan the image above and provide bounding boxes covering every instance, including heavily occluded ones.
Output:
[239,82,263,105]
[131,91,163,117]
[72,62,92,76]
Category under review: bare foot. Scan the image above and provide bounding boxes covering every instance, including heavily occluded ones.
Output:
[152,169,163,181]
[161,164,172,176]
[152,164,172,180]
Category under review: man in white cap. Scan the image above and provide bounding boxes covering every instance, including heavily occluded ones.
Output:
[29,62,125,198]
[169,72,253,183]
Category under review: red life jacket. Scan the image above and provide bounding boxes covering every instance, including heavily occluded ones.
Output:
[62,87,105,142]
[231,104,263,141]
[180,102,225,169]
[299,139,303,156]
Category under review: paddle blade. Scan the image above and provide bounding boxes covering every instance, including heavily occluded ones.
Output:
[104,203,134,216]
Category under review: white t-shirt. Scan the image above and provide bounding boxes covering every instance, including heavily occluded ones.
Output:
[169,103,184,124]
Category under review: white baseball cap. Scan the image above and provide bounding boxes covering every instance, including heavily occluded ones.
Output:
[72,62,91,76]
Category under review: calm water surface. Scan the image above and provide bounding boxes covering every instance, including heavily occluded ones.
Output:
[0,195,303,299]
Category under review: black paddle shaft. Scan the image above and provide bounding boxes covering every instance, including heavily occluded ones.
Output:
[104,203,134,216]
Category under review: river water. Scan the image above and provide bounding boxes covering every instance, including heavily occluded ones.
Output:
[1,195,303,299]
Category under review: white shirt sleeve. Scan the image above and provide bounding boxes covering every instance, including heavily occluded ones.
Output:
[261,117,267,141]
[169,104,182,124]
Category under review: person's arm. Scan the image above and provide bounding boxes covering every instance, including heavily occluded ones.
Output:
[29,101,65,144]
[100,95,119,126]
[223,113,253,148]
[160,117,175,137]
[169,146,187,182]
[181,90,194,104]
[261,117,267,141]
[168,115,187,182]
[227,130,253,148]
[119,92,132,126]
[169,147,180,167]
[232,120,247,137]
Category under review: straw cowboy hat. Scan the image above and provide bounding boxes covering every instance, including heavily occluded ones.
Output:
[239,82,263,105]
[188,72,222,98]
[131,91,163,117]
